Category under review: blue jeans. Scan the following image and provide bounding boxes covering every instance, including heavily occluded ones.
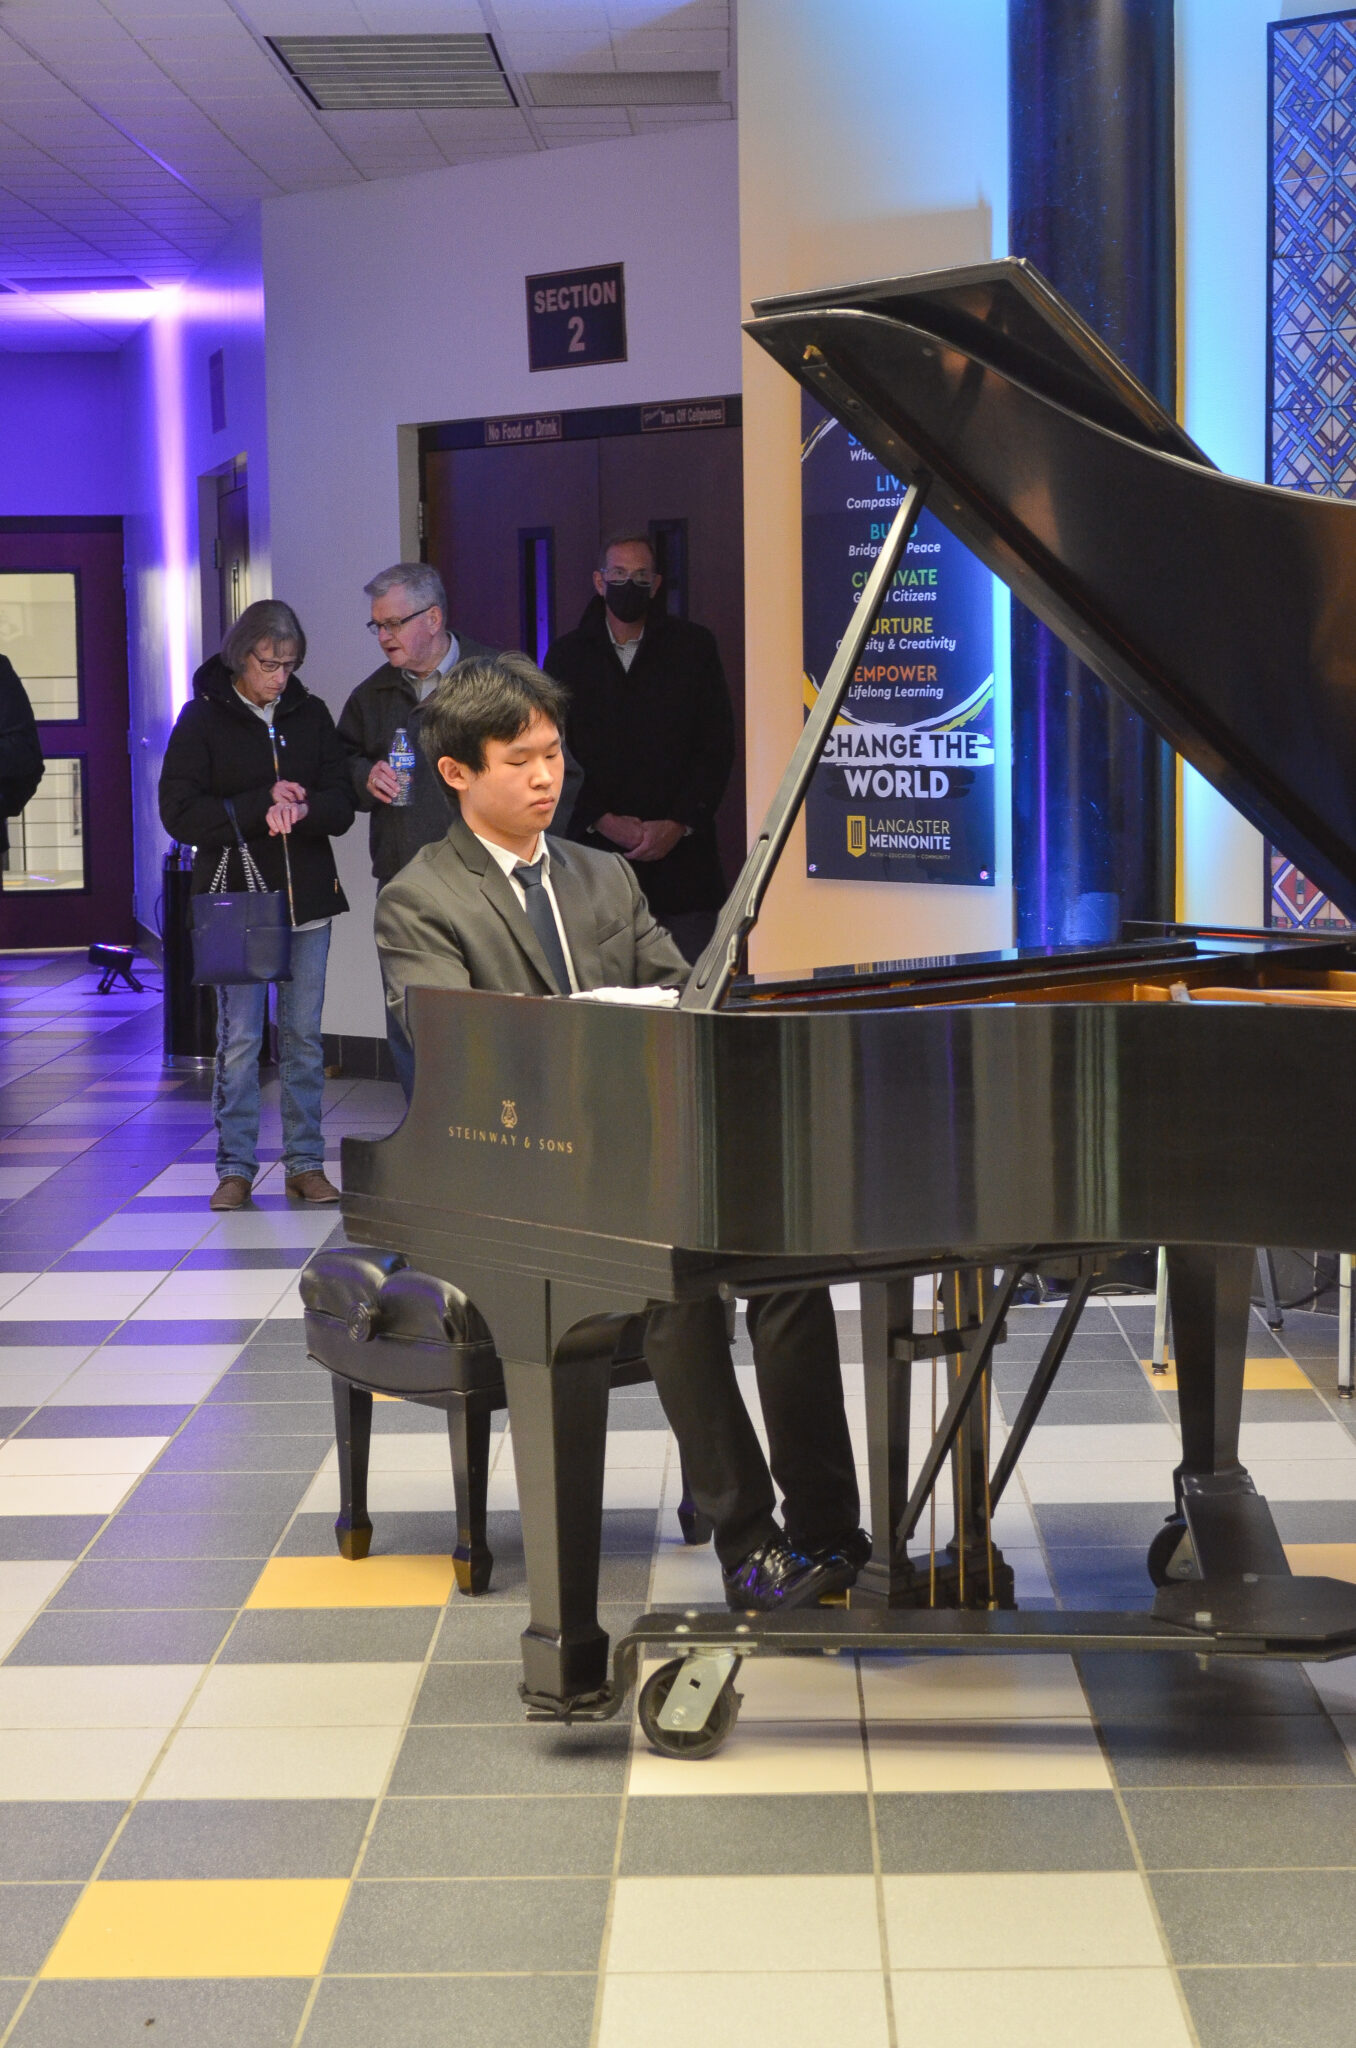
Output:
[213,922,331,1184]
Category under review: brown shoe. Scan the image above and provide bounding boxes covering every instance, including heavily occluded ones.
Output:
[285,1170,340,1204]
[210,1175,253,1212]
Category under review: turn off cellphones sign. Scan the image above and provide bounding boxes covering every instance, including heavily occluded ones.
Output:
[526,263,627,371]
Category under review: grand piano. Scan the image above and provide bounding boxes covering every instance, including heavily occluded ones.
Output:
[341,259,1356,1754]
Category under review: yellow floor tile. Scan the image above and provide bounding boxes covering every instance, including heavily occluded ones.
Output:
[1140,1356,1312,1391]
[245,1554,455,1608]
[42,1878,348,1979]
[1285,1542,1356,1584]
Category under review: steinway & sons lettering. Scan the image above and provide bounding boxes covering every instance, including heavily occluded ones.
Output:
[447,1124,574,1154]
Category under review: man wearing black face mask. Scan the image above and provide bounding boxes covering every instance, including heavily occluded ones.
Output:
[542,532,735,963]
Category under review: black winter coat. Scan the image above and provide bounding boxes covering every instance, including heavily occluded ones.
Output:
[0,655,44,858]
[158,666,354,924]
[544,596,734,915]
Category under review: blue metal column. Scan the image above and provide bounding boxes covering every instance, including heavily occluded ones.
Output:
[1009,0,1177,945]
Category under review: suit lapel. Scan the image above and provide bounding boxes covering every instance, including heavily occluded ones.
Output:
[445,816,557,991]
[548,846,603,990]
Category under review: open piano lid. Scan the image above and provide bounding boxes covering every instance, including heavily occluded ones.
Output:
[746,257,1356,921]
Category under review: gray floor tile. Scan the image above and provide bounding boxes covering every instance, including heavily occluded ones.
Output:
[875,1791,1134,1872]
[998,1388,1165,1425]
[10,1981,310,2048]
[605,1391,669,1431]
[1181,1965,1356,2048]
[150,1434,325,1474]
[125,1471,311,1517]
[364,1795,620,1877]
[301,1973,595,2048]
[1078,1652,1323,1721]
[1153,1870,1356,1964]
[0,1516,101,1560]
[369,1403,456,1435]
[411,1661,527,1724]
[0,1884,80,1973]
[206,1370,333,1406]
[4,1608,231,1664]
[1102,1711,1354,1787]
[104,1800,372,1879]
[1036,1505,1170,1547]
[48,1558,261,1609]
[621,1793,873,1875]
[85,1511,289,1560]
[1272,1502,1356,1541]
[389,1723,633,1796]
[328,1876,608,1973]
[431,1602,638,1663]
[0,1805,122,1880]
[16,1405,192,1438]
[0,1984,22,2032]
[173,1404,331,1439]
[0,1407,35,1437]
[230,1344,312,1372]
[219,1609,438,1663]
[277,1512,454,1560]
[1046,1548,1155,1609]
[1126,1786,1356,1868]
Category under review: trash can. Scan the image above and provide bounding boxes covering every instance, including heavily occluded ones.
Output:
[162,844,216,1067]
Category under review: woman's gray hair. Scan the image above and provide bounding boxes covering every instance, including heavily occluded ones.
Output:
[363,561,447,616]
[220,598,306,675]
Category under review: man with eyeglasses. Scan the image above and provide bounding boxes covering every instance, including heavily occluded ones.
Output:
[543,533,735,964]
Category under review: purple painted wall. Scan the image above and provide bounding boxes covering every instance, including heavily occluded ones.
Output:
[0,353,125,515]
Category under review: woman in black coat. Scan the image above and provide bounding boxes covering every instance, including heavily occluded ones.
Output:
[159,599,355,1211]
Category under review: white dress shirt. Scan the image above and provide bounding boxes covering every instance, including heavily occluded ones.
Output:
[471,829,579,991]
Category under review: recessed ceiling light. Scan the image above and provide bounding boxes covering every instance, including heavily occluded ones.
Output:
[525,72,722,108]
[269,34,515,111]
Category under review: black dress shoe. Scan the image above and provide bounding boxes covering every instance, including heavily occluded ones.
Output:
[804,1527,873,1579]
[722,1537,854,1613]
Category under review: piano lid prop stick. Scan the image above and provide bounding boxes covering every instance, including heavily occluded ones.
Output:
[680,472,931,1013]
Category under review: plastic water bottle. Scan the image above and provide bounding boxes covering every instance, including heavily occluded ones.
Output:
[389,727,415,807]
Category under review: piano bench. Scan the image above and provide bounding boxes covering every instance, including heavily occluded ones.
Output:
[301,1247,710,1596]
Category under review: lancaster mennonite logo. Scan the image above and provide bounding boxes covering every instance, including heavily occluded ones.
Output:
[846,815,867,858]
[500,1100,518,1130]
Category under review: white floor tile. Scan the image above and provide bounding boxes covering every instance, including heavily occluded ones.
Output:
[0,1167,58,1199]
[860,1653,1089,1723]
[0,1727,169,1800]
[0,1365,86,1406]
[202,1211,339,1248]
[299,1471,452,1515]
[0,1663,203,1728]
[1022,1424,1180,1464]
[647,1539,726,1606]
[183,1661,422,1728]
[867,1719,1111,1793]
[606,1876,882,1972]
[0,1272,169,1320]
[1245,1460,1356,1502]
[0,1273,40,1308]
[883,1873,1167,1969]
[1021,1462,1179,1504]
[0,1435,167,1477]
[0,1560,70,1611]
[628,1719,868,1797]
[78,1345,243,1377]
[650,1651,862,1724]
[132,1272,299,1319]
[47,1369,223,1406]
[889,1968,1193,2048]
[1238,1421,1356,1461]
[0,1474,140,1515]
[135,1165,222,1196]
[597,1972,890,2048]
[76,1216,213,1251]
[1303,1659,1356,1714]
[145,1723,403,1800]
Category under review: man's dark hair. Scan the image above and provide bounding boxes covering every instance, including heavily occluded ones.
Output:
[596,530,655,572]
[420,650,569,775]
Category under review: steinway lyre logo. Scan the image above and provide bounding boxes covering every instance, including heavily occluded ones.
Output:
[500,1100,518,1129]
[846,815,867,858]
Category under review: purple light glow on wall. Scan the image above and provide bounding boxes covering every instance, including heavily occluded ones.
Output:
[150,294,191,715]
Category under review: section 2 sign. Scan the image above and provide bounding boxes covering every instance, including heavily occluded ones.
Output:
[526,263,627,371]
[801,395,996,886]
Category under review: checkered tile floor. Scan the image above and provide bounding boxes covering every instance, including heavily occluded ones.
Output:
[2,949,1356,2045]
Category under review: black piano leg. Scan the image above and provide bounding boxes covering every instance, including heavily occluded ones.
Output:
[502,1321,615,1708]
[676,1456,714,1545]
[331,1376,373,1562]
[853,1279,916,1607]
[446,1397,494,1596]
[1166,1244,1290,1580]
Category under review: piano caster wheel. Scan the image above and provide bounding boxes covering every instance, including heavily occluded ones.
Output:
[676,1499,714,1546]
[638,1657,741,1760]
[1147,1517,1197,1588]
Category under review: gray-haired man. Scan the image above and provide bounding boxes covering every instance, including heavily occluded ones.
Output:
[338,563,580,1093]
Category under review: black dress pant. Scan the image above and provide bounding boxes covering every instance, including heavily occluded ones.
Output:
[643,1287,859,1570]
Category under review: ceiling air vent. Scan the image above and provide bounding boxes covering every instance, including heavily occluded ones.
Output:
[525,72,722,108]
[269,35,515,111]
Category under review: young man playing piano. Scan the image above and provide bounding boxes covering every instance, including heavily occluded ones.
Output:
[374,651,869,1611]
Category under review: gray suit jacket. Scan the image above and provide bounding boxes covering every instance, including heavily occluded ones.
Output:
[374,812,690,1045]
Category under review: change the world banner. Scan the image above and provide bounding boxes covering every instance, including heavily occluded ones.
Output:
[801,395,996,886]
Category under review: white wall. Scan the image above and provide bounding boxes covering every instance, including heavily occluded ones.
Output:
[0,354,124,517]
[263,122,741,1036]
[121,211,269,937]
[1176,1,1277,924]
[737,0,1011,974]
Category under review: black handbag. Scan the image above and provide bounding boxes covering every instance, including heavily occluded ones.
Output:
[191,798,293,986]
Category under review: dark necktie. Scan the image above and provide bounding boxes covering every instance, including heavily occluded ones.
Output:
[512,857,571,994]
